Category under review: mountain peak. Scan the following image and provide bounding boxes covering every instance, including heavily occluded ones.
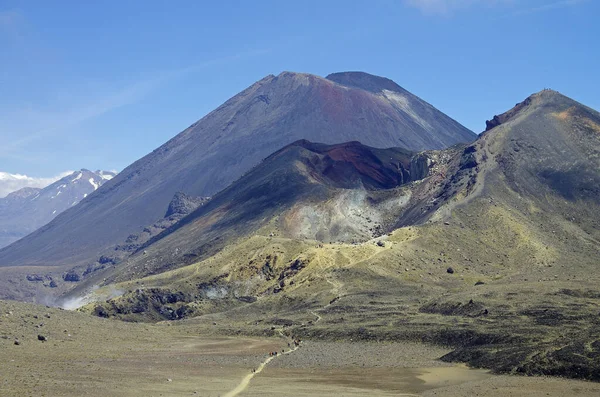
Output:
[484,89,581,132]
[525,89,571,108]
[4,187,41,200]
[0,71,474,272]
[326,71,404,93]
[277,70,313,78]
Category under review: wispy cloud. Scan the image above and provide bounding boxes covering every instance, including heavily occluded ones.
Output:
[512,0,588,16]
[0,171,73,198]
[0,48,270,162]
[403,0,509,15]
[1,8,271,166]
[404,0,587,16]
[0,9,20,29]
[0,9,26,42]
[0,71,180,159]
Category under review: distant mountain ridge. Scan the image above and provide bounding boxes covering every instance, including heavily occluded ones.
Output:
[0,171,73,198]
[0,169,116,249]
[0,71,475,272]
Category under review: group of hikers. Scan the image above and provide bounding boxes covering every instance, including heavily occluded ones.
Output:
[267,338,301,357]
[250,337,303,373]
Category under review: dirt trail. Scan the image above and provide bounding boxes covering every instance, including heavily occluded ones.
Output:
[222,331,299,397]
[310,277,341,324]
[309,310,322,323]
[224,243,390,396]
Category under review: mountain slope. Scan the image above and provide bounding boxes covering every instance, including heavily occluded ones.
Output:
[480,90,600,235]
[0,71,474,271]
[68,140,431,291]
[0,170,115,249]
[76,90,600,381]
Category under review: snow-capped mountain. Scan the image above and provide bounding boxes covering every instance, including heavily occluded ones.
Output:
[0,171,74,198]
[0,169,116,248]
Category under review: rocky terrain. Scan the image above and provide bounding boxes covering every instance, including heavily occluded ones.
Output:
[0,169,115,249]
[0,71,475,277]
[51,140,432,304]
[1,84,599,394]
[64,89,600,382]
[3,299,600,396]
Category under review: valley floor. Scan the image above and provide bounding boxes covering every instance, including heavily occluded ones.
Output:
[2,300,600,397]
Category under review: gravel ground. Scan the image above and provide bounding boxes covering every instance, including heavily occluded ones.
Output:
[270,340,452,369]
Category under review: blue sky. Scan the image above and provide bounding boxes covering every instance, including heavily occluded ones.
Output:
[1,0,598,179]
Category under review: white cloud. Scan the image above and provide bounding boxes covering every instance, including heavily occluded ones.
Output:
[0,171,73,198]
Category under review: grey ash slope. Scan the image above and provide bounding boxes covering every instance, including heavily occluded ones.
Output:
[325,72,473,148]
[0,170,115,249]
[0,71,474,270]
[477,89,600,235]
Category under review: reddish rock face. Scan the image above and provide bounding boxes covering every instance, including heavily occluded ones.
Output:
[289,140,419,190]
[485,96,533,131]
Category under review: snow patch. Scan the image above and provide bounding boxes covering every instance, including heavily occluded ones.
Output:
[83,193,87,198]
[88,178,98,190]
[71,172,82,182]
[99,172,113,181]
[52,210,56,214]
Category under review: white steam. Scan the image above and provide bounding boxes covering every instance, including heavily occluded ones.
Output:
[59,285,124,310]
[204,286,228,299]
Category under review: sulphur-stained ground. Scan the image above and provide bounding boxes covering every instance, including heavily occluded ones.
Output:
[2,300,600,397]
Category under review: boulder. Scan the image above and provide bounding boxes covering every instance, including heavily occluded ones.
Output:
[63,270,80,282]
